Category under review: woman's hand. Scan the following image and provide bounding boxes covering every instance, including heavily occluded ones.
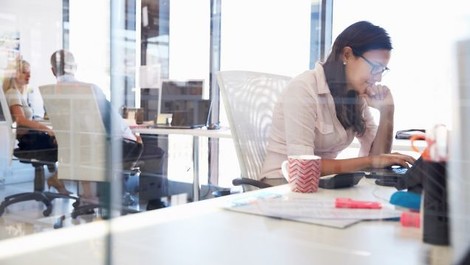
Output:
[365,84,394,112]
[45,128,55,137]
[370,153,416,168]
[135,133,143,144]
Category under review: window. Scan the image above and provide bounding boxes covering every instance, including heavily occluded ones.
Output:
[332,0,470,132]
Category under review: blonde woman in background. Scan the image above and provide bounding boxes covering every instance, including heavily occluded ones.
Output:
[2,57,71,194]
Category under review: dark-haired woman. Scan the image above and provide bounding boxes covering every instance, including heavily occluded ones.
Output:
[260,21,415,186]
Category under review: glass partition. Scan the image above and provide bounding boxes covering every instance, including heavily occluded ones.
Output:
[0,0,322,245]
[2,0,468,264]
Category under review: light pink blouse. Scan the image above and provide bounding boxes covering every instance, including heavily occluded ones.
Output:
[260,63,378,179]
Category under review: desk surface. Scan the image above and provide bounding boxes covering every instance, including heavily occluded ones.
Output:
[0,179,452,265]
[132,125,232,139]
[132,122,422,151]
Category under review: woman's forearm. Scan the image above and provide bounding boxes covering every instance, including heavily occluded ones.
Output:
[369,106,394,155]
[320,157,373,176]
[16,117,53,135]
[320,152,416,176]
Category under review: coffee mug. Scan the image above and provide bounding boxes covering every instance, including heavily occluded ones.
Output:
[281,155,321,193]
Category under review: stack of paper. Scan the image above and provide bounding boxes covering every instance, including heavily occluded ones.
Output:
[224,192,403,229]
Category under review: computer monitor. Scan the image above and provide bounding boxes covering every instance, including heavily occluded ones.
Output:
[157,79,209,128]
[140,79,206,124]
[160,79,204,110]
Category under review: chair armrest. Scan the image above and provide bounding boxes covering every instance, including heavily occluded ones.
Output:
[232,178,272,189]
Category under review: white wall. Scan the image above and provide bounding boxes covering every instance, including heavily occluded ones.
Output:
[0,0,62,116]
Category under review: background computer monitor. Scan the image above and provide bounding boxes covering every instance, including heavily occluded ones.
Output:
[140,79,205,121]
[160,79,204,110]
[159,79,209,127]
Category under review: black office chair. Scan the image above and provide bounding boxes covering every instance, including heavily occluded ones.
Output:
[0,148,79,217]
[70,154,144,219]
[0,89,79,217]
[41,83,167,220]
[70,136,168,217]
[231,178,272,189]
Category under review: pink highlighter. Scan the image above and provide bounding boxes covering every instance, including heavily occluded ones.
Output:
[400,211,421,228]
[335,198,382,209]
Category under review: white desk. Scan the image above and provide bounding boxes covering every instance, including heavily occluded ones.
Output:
[132,124,423,201]
[0,179,452,265]
[132,125,231,201]
[132,126,231,139]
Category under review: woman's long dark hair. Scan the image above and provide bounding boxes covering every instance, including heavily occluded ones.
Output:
[323,21,392,135]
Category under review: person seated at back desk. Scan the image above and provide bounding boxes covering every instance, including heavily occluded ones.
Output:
[260,21,416,186]
[3,56,71,194]
[50,49,166,209]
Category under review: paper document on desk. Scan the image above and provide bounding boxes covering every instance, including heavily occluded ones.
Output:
[224,192,403,229]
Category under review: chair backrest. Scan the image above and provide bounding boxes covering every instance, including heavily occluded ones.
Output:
[40,83,108,182]
[217,71,291,182]
[0,88,16,174]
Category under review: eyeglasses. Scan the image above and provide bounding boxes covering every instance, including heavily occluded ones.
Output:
[359,55,390,75]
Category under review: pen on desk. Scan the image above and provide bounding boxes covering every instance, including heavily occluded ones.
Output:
[362,217,400,223]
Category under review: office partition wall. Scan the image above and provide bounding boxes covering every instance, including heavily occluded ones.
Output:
[450,38,470,265]
[2,1,469,264]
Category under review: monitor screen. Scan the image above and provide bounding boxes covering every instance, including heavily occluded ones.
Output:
[160,79,204,106]
[140,79,206,123]
[159,79,209,127]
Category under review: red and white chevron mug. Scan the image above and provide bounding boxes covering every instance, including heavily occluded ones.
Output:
[281,155,321,193]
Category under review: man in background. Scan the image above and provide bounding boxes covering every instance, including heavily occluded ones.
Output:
[49,49,167,210]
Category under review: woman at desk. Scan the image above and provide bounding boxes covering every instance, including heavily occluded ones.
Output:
[2,57,71,194]
[261,21,415,186]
